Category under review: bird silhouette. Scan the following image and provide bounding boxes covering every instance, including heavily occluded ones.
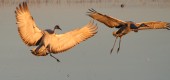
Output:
[15,2,98,62]
[87,8,170,54]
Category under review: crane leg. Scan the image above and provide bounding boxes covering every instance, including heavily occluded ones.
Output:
[110,37,118,54]
[117,37,122,53]
[49,53,60,62]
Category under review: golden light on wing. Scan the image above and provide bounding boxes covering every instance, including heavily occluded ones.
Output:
[49,21,98,53]
[137,21,170,30]
[87,9,126,28]
[15,2,43,46]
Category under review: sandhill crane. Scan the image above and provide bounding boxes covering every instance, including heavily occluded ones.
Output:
[15,2,98,62]
[87,9,170,54]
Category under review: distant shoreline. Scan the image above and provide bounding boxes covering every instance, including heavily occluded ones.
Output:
[0,0,170,8]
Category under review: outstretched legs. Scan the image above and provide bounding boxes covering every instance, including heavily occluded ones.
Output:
[46,45,60,62]
[117,37,122,53]
[49,53,60,62]
[110,37,122,54]
[110,37,118,54]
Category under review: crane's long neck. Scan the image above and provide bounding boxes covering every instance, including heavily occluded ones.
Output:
[53,28,56,33]
[52,27,58,34]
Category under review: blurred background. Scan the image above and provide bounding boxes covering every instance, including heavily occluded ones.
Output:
[0,0,170,80]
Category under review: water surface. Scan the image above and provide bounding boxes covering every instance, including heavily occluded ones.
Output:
[0,0,170,80]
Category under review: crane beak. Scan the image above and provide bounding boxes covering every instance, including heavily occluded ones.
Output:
[58,27,62,31]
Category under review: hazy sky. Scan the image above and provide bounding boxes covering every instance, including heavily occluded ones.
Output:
[0,0,170,80]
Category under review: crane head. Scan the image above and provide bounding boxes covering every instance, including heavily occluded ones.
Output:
[54,25,62,31]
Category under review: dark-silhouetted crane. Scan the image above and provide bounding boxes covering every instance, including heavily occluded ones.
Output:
[87,9,170,54]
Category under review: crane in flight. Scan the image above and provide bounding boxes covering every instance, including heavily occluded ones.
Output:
[15,2,98,62]
[87,8,170,54]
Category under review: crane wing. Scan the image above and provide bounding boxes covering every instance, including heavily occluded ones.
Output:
[15,2,43,46]
[49,21,98,53]
[136,21,170,30]
[87,9,126,28]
